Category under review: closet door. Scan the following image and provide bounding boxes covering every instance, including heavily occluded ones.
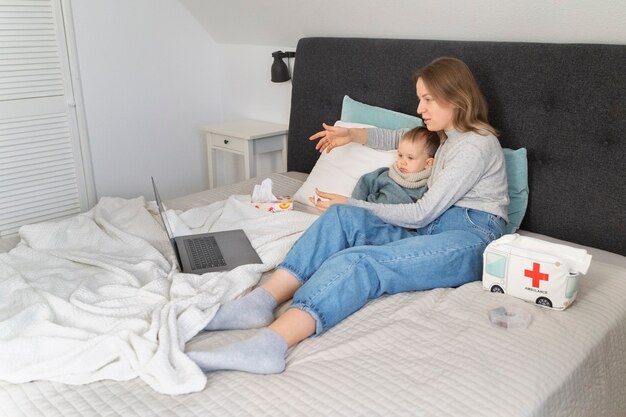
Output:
[0,0,94,238]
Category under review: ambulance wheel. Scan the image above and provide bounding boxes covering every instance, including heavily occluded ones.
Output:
[536,297,552,308]
[490,285,504,293]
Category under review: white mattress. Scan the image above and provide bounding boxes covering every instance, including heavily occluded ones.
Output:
[1,172,625,417]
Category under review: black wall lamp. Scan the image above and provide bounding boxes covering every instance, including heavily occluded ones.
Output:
[271,50,295,82]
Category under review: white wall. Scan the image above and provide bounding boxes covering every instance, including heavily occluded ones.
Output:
[71,0,223,200]
[69,0,625,200]
[197,0,626,176]
[181,0,626,45]
[219,44,293,124]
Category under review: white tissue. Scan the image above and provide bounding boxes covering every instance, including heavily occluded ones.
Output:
[251,178,277,203]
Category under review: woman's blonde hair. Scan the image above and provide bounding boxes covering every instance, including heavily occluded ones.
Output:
[415,57,497,136]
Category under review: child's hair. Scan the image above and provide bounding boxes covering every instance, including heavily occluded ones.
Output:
[414,57,497,136]
[401,126,440,157]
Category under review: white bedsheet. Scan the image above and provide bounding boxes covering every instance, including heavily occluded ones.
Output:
[0,193,317,395]
[1,173,625,417]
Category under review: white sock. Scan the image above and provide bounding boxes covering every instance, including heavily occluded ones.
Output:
[205,287,277,331]
[187,328,288,374]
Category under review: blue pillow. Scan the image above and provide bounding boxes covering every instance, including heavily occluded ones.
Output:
[503,148,529,234]
[341,95,423,129]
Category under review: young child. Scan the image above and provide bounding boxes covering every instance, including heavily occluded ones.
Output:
[352,126,440,203]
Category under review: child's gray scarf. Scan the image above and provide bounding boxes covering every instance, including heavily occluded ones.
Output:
[388,164,432,189]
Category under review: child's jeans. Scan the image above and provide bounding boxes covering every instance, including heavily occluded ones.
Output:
[277,204,506,335]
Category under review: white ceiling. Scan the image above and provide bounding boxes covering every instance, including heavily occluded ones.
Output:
[179,0,626,46]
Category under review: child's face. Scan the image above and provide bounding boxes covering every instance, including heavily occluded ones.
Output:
[396,139,434,174]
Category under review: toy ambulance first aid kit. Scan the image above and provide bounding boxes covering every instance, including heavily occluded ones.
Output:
[482,234,592,310]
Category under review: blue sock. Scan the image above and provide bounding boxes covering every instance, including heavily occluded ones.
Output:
[187,328,288,374]
[205,287,277,331]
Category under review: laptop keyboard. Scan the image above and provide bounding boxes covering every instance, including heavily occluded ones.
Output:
[184,236,227,270]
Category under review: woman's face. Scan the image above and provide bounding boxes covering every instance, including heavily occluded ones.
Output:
[416,78,455,131]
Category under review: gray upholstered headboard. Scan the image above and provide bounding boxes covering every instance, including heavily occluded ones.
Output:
[287,37,626,256]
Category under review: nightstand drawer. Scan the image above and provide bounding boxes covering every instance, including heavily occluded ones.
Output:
[211,134,247,153]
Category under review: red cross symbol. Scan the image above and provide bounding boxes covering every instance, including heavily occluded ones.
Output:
[524,262,550,288]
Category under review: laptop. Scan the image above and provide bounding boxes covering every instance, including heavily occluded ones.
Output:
[151,177,262,274]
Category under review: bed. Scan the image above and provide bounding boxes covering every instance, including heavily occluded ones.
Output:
[1,37,625,417]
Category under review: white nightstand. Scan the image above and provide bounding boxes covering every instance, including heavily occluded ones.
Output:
[202,119,288,188]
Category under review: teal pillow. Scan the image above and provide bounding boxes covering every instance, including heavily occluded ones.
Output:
[341,95,423,129]
[503,148,529,234]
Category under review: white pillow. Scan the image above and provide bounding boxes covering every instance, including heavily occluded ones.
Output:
[293,121,397,207]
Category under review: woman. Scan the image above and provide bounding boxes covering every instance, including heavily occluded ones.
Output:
[188,57,509,374]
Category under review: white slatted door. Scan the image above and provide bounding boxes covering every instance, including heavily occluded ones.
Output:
[0,0,93,237]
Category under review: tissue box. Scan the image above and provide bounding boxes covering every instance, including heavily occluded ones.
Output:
[251,196,293,213]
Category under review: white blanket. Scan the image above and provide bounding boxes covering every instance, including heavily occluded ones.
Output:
[0,195,317,394]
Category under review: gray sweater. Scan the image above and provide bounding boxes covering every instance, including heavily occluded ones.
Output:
[347,128,509,229]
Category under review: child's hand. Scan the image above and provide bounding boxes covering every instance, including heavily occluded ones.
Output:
[309,189,349,212]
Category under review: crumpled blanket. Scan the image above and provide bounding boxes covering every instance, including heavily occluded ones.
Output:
[0,195,317,394]
[351,167,427,203]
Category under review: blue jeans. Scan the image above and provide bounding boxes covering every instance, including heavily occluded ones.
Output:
[277,205,505,335]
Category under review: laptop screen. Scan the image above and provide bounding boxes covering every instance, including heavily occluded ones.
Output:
[151,177,182,269]
[151,177,176,239]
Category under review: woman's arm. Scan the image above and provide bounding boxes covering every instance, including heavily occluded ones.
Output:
[348,140,488,228]
[309,123,366,153]
[366,128,408,150]
[309,124,408,153]
[308,125,409,212]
